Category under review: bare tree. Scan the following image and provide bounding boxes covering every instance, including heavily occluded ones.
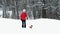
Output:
[2,0,7,18]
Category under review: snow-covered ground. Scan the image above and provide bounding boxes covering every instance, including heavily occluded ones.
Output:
[0,18,60,34]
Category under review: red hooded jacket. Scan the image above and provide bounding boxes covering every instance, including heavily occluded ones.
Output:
[20,12,28,20]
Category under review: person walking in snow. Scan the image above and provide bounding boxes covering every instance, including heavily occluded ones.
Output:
[20,9,28,28]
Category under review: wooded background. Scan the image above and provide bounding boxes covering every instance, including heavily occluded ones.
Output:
[0,0,60,20]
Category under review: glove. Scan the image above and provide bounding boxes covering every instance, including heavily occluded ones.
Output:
[25,17,28,19]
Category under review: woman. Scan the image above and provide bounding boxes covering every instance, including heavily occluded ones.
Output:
[20,9,28,28]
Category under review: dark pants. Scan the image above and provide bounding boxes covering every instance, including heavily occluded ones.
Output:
[22,20,26,28]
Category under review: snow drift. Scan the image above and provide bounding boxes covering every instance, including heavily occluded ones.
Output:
[0,18,60,34]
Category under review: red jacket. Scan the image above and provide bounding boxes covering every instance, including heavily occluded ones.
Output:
[20,12,28,20]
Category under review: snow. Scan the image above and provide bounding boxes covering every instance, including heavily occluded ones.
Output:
[0,18,60,34]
